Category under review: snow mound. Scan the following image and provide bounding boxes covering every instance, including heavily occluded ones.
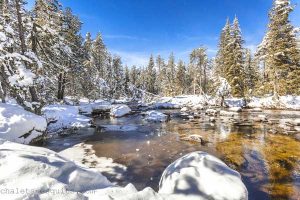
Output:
[79,100,111,115]
[0,140,165,200]
[145,110,168,122]
[0,140,112,199]
[151,95,216,109]
[110,104,131,118]
[225,98,246,108]
[0,103,47,144]
[42,104,91,133]
[248,96,300,110]
[229,107,242,112]
[159,151,248,200]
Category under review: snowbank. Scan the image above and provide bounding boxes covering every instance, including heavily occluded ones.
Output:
[150,95,216,109]
[0,139,162,200]
[145,110,169,122]
[110,104,131,118]
[0,103,47,144]
[159,151,248,200]
[42,104,91,133]
[248,96,300,110]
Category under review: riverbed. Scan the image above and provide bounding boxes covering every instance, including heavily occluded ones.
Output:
[43,109,300,200]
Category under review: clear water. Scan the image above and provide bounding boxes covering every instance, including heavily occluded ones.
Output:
[43,109,300,200]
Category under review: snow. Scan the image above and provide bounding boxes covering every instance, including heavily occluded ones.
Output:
[0,103,47,144]
[229,107,243,112]
[42,104,91,133]
[79,100,111,115]
[248,96,300,110]
[225,98,246,108]
[145,110,168,122]
[8,63,36,87]
[0,139,112,200]
[159,151,248,200]
[150,95,216,109]
[110,104,131,118]
[59,143,127,181]
[0,139,248,200]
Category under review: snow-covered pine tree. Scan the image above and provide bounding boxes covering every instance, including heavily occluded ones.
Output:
[226,16,245,97]
[264,0,300,97]
[145,55,156,94]
[216,18,231,77]
[175,60,186,95]
[244,49,259,96]
[190,47,208,95]
[155,55,166,95]
[111,55,124,99]
[62,7,83,99]
[0,0,43,113]
[164,53,176,96]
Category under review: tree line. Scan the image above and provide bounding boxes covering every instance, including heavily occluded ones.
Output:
[0,0,299,114]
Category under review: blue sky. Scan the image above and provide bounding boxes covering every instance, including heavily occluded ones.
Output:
[27,0,300,66]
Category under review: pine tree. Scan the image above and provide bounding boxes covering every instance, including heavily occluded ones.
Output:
[175,60,186,95]
[226,16,245,97]
[190,47,208,94]
[163,53,176,96]
[156,55,165,95]
[145,55,156,94]
[244,49,259,96]
[264,0,300,97]
[216,18,231,77]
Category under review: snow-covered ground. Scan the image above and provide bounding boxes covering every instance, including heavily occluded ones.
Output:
[0,103,47,144]
[42,104,91,134]
[248,96,300,110]
[150,95,300,110]
[0,140,248,200]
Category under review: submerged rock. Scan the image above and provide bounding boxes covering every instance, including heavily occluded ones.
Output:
[180,134,202,143]
[220,110,236,117]
[159,151,248,200]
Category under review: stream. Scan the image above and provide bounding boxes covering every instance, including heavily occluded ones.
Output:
[43,109,300,200]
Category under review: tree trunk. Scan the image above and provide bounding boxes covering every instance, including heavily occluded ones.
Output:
[15,0,40,104]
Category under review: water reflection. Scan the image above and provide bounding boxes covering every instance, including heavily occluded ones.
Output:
[44,110,300,200]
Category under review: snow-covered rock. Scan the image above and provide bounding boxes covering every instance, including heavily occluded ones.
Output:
[159,151,248,200]
[42,104,91,133]
[229,107,242,112]
[225,98,246,108]
[79,100,111,115]
[220,110,236,117]
[180,107,189,112]
[0,103,47,144]
[145,110,169,122]
[110,104,131,118]
[205,109,218,116]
